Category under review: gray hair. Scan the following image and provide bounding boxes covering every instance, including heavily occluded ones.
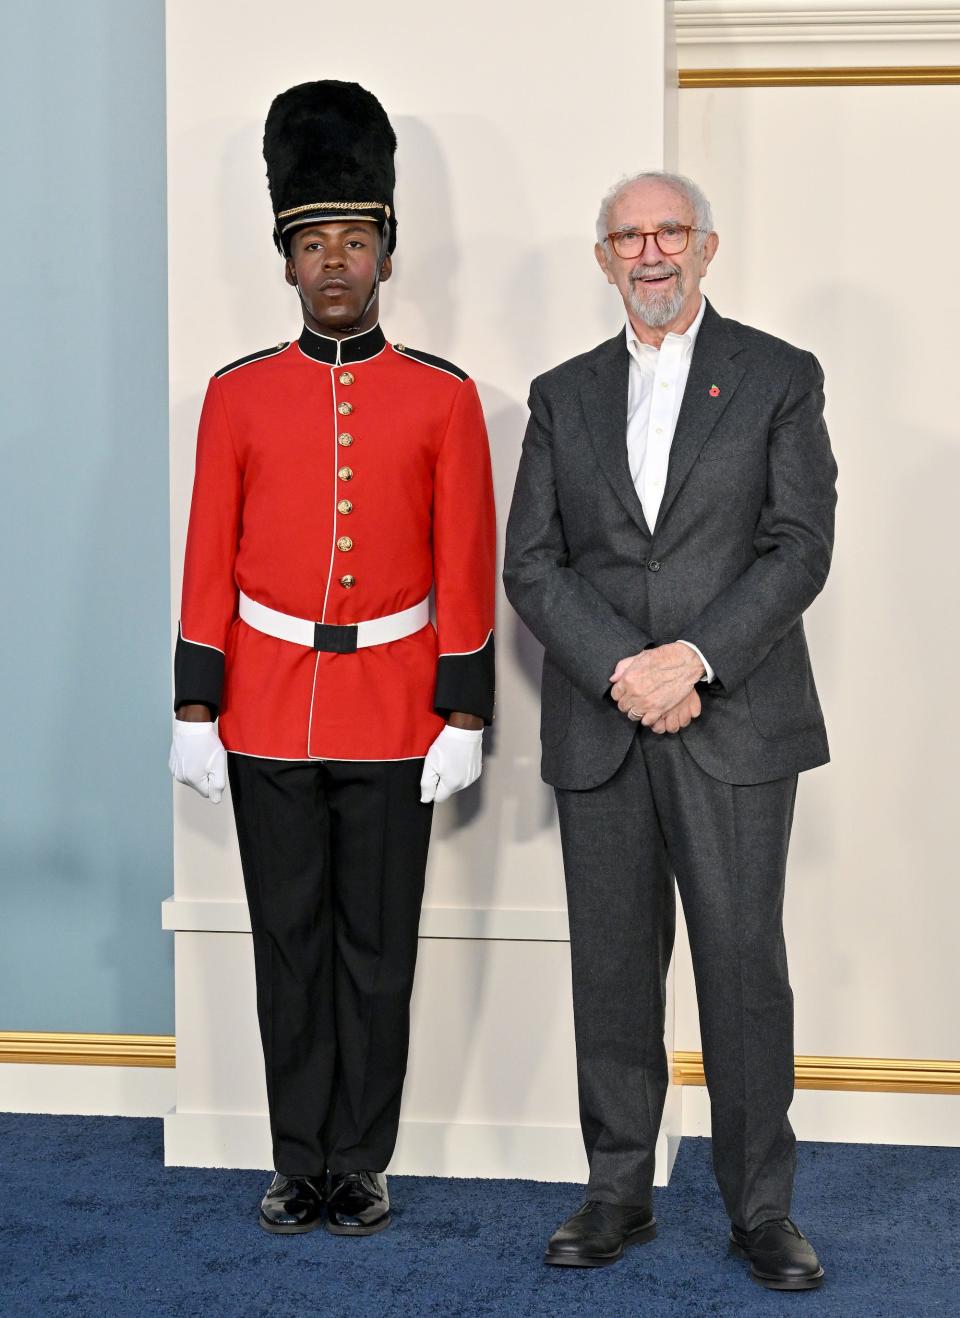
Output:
[596,170,714,247]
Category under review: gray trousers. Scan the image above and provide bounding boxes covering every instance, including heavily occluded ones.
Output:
[555,729,799,1231]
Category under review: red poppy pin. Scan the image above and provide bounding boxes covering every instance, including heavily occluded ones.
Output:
[709,384,720,397]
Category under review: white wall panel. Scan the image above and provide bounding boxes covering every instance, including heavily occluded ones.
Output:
[165,0,680,1177]
[676,85,960,1075]
[165,927,680,1183]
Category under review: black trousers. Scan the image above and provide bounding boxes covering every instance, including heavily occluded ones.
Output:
[555,730,799,1232]
[227,753,433,1178]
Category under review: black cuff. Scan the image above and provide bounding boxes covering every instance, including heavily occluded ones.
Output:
[434,633,495,725]
[174,629,225,718]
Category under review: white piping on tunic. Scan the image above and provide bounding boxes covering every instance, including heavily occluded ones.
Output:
[306,650,322,760]
[438,628,493,658]
[319,368,341,623]
[178,622,225,654]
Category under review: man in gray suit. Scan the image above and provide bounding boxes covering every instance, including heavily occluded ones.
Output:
[503,171,836,1290]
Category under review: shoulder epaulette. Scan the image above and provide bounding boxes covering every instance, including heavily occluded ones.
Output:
[215,341,291,379]
[392,343,468,382]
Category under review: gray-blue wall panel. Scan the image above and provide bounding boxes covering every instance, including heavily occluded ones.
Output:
[0,1,172,1033]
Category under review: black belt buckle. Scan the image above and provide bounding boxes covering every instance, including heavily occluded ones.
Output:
[313,621,359,654]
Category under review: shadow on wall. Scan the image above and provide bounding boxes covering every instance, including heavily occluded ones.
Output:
[388,115,459,350]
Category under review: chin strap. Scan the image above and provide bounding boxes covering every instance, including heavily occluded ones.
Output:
[345,217,391,332]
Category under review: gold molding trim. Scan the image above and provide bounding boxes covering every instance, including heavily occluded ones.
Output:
[2,1034,957,1092]
[673,1051,960,1094]
[0,1032,175,1069]
[680,65,960,87]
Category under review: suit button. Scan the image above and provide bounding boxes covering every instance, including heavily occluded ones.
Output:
[338,401,353,416]
[647,559,661,572]
[338,371,355,386]
[338,466,353,481]
[337,536,354,552]
[337,499,353,514]
[338,432,354,447]
[340,575,356,589]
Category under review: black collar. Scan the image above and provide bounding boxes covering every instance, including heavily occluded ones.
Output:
[298,322,386,365]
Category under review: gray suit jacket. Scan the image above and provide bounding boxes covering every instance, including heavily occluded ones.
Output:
[502,300,838,789]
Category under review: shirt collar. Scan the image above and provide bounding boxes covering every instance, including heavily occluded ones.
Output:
[624,293,707,365]
[298,321,386,365]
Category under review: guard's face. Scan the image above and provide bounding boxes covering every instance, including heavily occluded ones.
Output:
[285,221,392,331]
[595,179,717,332]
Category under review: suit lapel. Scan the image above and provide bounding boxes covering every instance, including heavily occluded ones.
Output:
[580,334,653,539]
[654,301,745,532]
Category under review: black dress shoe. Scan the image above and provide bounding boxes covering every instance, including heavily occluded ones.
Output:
[730,1217,824,1290]
[544,1200,656,1268]
[326,1170,391,1235]
[258,1173,324,1234]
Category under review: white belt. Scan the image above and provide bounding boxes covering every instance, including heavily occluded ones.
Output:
[239,590,430,653]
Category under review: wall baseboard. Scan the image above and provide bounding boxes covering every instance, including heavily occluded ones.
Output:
[682,1085,960,1148]
[163,1110,680,1185]
[2,1059,954,1149]
[0,1062,175,1117]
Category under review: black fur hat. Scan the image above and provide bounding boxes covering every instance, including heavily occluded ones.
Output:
[264,80,397,256]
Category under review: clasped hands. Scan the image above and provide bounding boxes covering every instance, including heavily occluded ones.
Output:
[609,642,704,735]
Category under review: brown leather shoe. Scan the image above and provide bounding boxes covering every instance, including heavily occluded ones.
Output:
[730,1217,824,1290]
[544,1200,656,1267]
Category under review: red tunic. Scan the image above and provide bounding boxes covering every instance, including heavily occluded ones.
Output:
[175,323,496,761]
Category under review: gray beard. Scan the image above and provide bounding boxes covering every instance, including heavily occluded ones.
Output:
[627,269,685,328]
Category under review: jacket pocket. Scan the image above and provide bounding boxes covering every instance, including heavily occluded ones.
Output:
[744,622,824,740]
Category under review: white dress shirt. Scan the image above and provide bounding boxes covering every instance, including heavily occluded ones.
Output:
[625,294,714,684]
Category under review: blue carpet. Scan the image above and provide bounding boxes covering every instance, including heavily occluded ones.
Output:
[1,1116,957,1316]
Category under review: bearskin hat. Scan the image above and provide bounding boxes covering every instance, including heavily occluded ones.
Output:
[263,80,397,255]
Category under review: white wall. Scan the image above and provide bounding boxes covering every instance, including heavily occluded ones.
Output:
[675,84,960,1084]
[165,2,960,1165]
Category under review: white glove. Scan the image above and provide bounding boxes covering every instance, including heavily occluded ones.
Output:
[420,724,483,804]
[169,720,227,803]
